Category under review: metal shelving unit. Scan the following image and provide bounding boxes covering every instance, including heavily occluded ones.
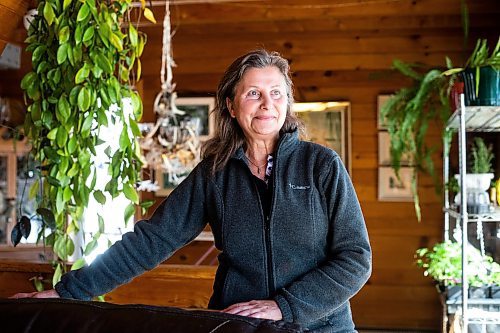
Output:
[443,94,500,333]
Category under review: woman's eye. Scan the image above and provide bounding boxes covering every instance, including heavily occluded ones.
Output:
[247,90,260,99]
[271,90,282,99]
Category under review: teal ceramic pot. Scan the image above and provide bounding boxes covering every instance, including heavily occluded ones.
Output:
[461,67,500,106]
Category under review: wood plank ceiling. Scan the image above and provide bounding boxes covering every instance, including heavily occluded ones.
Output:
[136,0,500,116]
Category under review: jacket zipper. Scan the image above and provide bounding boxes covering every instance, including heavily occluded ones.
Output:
[244,158,276,297]
[266,152,278,297]
[264,215,275,296]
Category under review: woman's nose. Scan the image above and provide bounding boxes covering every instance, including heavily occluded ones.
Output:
[260,93,273,110]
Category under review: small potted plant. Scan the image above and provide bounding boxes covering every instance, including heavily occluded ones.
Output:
[453,137,494,213]
[415,241,500,300]
[444,37,500,106]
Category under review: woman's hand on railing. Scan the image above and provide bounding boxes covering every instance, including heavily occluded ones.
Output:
[10,289,60,299]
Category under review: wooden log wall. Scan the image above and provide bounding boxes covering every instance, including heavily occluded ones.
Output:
[0,0,499,331]
[0,0,30,54]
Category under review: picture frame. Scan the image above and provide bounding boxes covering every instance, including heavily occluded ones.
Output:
[378,166,414,201]
[154,97,215,197]
[378,131,412,166]
[155,169,190,196]
[293,101,351,174]
[175,97,216,140]
[377,94,392,130]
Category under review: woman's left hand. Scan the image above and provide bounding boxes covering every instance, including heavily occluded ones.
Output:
[221,300,282,320]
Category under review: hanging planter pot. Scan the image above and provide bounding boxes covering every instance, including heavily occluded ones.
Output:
[461,66,500,106]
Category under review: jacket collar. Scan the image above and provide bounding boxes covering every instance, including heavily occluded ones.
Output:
[232,129,299,161]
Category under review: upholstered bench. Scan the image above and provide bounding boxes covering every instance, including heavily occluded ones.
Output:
[0,298,303,333]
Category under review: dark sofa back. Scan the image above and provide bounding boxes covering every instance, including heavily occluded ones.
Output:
[0,298,303,333]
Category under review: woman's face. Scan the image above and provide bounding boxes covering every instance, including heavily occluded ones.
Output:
[227,66,288,143]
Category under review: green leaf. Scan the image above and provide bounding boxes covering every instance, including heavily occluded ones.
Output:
[52,264,62,286]
[43,2,56,26]
[68,135,77,154]
[143,7,156,24]
[47,128,58,140]
[81,113,94,132]
[67,163,79,177]
[110,33,123,52]
[75,24,83,44]
[32,45,47,64]
[63,186,72,202]
[66,237,75,257]
[97,214,105,233]
[84,239,98,256]
[75,65,90,84]
[56,188,65,214]
[57,43,68,64]
[93,190,106,205]
[57,96,71,122]
[129,118,142,137]
[83,26,95,43]
[28,179,40,200]
[63,0,72,11]
[56,127,68,148]
[123,183,139,204]
[128,24,138,47]
[37,208,56,230]
[71,258,86,271]
[78,86,91,111]
[77,3,90,22]
[58,26,70,44]
[32,277,44,292]
[130,92,142,120]
[124,203,135,225]
[119,125,129,151]
[21,72,37,90]
[96,53,113,74]
[69,85,82,105]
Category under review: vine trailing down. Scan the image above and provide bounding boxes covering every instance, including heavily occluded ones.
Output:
[17,0,155,285]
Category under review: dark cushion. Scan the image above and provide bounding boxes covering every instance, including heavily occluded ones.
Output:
[0,298,303,333]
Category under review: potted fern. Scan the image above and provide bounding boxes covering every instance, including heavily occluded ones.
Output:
[14,0,155,286]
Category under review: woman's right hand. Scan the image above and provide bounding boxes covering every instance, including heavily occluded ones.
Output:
[10,289,60,299]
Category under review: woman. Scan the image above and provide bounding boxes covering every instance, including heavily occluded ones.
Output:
[13,49,371,332]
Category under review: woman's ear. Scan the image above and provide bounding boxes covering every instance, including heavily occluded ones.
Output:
[226,97,235,118]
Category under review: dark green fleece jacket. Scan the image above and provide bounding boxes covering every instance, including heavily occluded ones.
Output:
[56,130,372,332]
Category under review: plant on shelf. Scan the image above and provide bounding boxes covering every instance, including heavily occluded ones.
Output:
[470,137,494,174]
[380,60,453,221]
[14,0,155,286]
[443,37,500,106]
[452,137,495,214]
[415,241,500,297]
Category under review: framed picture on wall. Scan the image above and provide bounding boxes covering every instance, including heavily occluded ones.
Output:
[154,97,215,197]
[377,94,392,130]
[378,131,412,166]
[293,101,351,174]
[155,169,191,197]
[378,166,414,201]
[175,97,216,140]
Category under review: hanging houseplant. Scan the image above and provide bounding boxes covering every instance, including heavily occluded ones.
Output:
[15,0,156,285]
[380,60,453,221]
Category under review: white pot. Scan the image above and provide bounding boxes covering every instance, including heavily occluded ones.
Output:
[454,173,494,192]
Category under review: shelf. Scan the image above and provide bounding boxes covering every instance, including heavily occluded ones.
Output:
[444,207,500,222]
[446,105,500,132]
[446,299,500,324]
